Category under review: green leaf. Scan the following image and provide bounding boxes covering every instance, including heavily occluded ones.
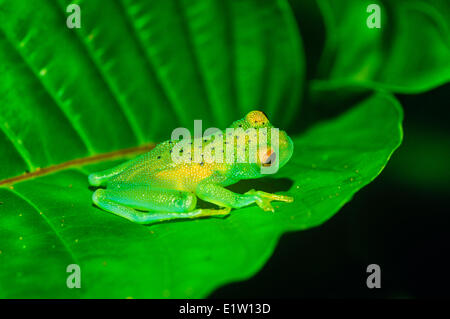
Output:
[0,92,402,298]
[315,0,450,93]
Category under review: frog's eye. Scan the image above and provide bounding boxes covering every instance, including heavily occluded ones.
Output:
[263,152,276,167]
[261,149,276,167]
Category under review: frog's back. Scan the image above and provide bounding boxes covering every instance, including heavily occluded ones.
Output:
[110,138,231,191]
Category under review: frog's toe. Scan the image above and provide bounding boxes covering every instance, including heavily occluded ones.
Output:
[255,197,275,212]
[189,207,231,219]
[88,173,107,187]
[211,207,232,217]
[273,194,294,203]
[257,191,293,203]
[246,190,294,208]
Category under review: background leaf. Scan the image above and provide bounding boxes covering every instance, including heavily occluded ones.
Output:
[0,92,402,298]
[0,0,304,183]
[315,0,450,93]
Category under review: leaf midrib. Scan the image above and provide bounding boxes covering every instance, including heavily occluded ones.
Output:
[0,143,154,187]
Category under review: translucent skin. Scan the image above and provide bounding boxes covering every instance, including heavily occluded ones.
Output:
[89,111,294,224]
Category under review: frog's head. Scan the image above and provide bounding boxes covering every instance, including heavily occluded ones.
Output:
[237,110,294,175]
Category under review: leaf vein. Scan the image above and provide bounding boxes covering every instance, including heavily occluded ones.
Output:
[0,28,95,155]
[53,0,145,145]
[0,116,35,171]
[118,0,192,127]
[8,188,80,266]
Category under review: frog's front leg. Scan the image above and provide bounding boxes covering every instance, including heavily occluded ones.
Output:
[196,182,293,212]
[92,186,230,225]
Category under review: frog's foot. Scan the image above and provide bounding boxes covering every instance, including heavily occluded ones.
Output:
[195,207,231,218]
[245,189,294,212]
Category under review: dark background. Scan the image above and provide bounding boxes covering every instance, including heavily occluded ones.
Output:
[212,84,450,299]
[211,1,450,298]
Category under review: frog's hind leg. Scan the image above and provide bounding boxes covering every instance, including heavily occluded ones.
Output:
[88,155,145,186]
[88,165,126,187]
[92,187,230,225]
